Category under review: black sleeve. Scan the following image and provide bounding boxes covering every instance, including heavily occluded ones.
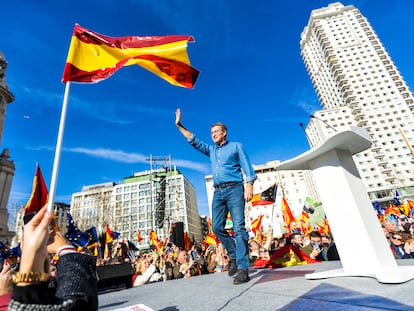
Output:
[11,282,54,305]
[55,253,98,311]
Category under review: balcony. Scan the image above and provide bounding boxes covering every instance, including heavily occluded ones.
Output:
[371,145,381,152]
[351,107,362,115]
[354,112,366,121]
[385,176,397,182]
[377,159,388,166]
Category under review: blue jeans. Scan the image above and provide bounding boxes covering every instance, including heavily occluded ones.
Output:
[212,183,249,270]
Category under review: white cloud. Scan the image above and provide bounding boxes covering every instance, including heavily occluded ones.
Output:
[65,147,209,173]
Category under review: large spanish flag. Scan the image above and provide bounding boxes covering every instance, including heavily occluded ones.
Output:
[62,24,199,88]
[25,164,49,215]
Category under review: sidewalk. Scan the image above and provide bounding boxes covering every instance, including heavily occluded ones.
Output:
[98,260,414,311]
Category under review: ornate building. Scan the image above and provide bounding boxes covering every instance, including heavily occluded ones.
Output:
[0,51,15,243]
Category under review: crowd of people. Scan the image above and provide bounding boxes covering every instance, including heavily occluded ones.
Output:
[2,205,414,310]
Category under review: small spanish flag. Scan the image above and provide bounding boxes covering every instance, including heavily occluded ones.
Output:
[25,164,49,215]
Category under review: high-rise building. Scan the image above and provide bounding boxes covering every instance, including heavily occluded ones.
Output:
[70,164,203,246]
[301,2,414,204]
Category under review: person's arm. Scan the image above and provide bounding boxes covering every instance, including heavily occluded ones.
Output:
[10,206,54,308]
[175,108,193,139]
[133,264,157,286]
[236,143,257,202]
[0,260,13,296]
[17,206,51,284]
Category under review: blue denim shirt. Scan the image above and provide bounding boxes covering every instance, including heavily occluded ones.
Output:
[188,134,257,187]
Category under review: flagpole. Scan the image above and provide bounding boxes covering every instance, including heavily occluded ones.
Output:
[47,81,71,214]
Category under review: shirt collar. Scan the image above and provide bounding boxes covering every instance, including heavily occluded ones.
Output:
[216,139,228,147]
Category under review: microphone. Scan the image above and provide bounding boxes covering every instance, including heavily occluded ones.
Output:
[310,115,337,132]
[299,122,314,148]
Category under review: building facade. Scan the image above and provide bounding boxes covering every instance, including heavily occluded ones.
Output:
[0,51,15,243]
[70,166,203,247]
[12,202,69,246]
[301,2,414,205]
[205,160,320,236]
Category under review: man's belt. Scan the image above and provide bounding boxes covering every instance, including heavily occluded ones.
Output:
[214,181,241,189]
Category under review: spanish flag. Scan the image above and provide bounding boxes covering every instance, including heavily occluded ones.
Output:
[281,197,295,229]
[25,164,49,215]
[137,229,143,243]
[250,214,264,234]
[203,232,220,246]
[62,24,199,88]
[105,224,114,244]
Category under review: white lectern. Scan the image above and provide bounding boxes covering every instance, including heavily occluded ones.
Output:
[277,126,414,283]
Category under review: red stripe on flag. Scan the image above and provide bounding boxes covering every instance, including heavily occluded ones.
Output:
[73,24,194,49]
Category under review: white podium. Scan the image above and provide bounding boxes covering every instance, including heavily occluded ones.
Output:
[277,126,414,283]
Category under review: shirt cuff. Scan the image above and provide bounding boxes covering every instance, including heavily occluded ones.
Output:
[187,134,195,143]
[57,245,77,258]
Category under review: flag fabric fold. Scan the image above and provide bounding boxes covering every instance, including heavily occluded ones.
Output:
[203,232,220,246]
[251,184,277,206]
[65,210,89,247]
[84,226,99,249]
[137,229,143,243]
[105,224,120,244]
[62,24,199,88]
[303,196,318,214]
[25,164,49,215]
[268,245,320,268]
[250,214,264,235]
[281,197,295,230]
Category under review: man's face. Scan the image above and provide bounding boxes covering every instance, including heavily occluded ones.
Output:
[211,125,226,145]
[292,235,303,245]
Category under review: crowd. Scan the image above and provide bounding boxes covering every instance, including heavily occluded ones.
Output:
[2,203,414,310]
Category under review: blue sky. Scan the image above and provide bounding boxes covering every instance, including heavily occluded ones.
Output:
[2,0,414,218]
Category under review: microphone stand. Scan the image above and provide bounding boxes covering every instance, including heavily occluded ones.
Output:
[299,122,314,148]
[310,115,337,132]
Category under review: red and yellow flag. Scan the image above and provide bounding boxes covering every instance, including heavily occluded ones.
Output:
[62,24,199,88]
[105,224,114,244]
[300,210,309,224]
[149,229,161,251]
[250,214,264,234]
[281,197,295,229]
[25,164,49,215]
[137,229,143,243]
[203,232,220,246]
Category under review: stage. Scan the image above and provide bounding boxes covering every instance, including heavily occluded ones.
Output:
[98,259,414,310]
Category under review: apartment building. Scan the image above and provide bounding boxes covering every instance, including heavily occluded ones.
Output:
[301,2,414,204]
[70,167,203,246]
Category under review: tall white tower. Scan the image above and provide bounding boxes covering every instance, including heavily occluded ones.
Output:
[301,2,414,203]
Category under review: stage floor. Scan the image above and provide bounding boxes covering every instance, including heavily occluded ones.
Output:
[98,259,414,311]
